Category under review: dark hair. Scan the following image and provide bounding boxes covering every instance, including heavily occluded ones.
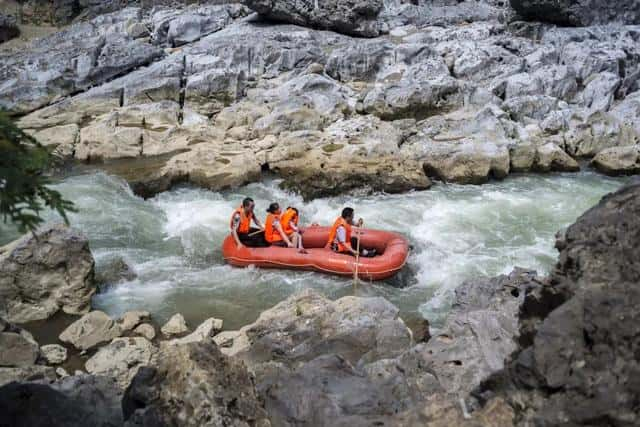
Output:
[267,202,280,213]
[242,197,254,208]
[286,206,298,214]
[341,207,354,219]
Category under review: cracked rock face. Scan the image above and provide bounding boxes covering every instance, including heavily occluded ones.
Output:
[0,225,95,323]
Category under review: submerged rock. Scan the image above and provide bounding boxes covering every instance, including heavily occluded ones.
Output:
[123,342,269,426]
[59,311,122,351]
[0,225,95,323]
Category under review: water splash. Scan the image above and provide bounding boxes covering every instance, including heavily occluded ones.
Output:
[0,171,627,329]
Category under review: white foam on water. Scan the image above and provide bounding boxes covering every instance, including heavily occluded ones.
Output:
[0,171,628,329]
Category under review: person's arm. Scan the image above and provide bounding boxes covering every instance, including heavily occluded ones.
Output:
[231,213,243,248]
[275,220,293,247]
[337,226,357,255]
[253,215,264,230]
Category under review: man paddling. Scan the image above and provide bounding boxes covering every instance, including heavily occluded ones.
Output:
[230,197,267,248]
[327,207,376,257]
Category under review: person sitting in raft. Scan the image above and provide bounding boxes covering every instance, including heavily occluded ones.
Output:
[230,197,268,248]
[265,202,304,250]
[327,207,376,257]
[280,206,307,253]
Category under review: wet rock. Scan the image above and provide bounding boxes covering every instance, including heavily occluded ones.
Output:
[40,345,68,365]
[244,0,383,37]
[118,311,150,333]
[0,13,19,44]
[167,317,223,346]
[160,313,189,337]
[59,311,122,351]
[592,145,640,175]
[123,342,269,427]
[95,256,137,287]
[214,289,412,367]
[0,374,123,427]
[510,0,640,26]
[85,337,156,389]
[0,366,57,387]
[0,224,95,323]
[133,323,156,341]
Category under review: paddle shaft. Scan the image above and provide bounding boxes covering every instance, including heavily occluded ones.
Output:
[353,225,362,284]
[248,229,264,237]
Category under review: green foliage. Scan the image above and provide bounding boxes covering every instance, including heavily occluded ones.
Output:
[0,114,76,233]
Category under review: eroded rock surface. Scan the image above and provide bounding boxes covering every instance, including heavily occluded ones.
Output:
[123,342,269,427]
[0,225,95,323]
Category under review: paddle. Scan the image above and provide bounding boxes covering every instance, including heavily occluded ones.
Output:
[353,219,363,286]
[248,229,264,237]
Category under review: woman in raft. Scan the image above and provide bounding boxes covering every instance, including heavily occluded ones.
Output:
[264,202,307,253]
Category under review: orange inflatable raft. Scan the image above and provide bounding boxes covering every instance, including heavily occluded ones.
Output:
[222,226,409,281]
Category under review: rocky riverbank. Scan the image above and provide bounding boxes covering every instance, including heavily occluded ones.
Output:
[1,179,638,425]
[1,0,639,199]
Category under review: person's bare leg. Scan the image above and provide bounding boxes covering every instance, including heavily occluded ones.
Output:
[295,232,307,253]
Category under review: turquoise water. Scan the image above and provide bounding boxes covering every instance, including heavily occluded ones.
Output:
[0,171,627,330]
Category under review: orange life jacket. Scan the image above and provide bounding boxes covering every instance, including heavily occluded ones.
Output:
[280,208,298,235]
[327,216,352,252]
[265,213,283,243]
[230,207,252,234]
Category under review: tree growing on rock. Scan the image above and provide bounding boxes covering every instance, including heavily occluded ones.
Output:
[0,113,75,233]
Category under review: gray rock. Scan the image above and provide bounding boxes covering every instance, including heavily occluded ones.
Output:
[85,337,156,389]
[0,13,19,44]
[59,311,122,351]
[118,311,150,333]
[0,331,39,368]
[95,256,137,287]
[0,374,123,427]
[133,323,156,341]
[40,345,68,365]
[167,317,223,346]
[510,0,640,26]
[244,0,383,37]
[479,182,640,426]
[122,342,269,427]
[0,224,95,323]
[214,289,412,367]
[579,72,621,113]
[0,365,57,387]
[591,145,640,176]
[56,367,69,378]
[160,313,189,337]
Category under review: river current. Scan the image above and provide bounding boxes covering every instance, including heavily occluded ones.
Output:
[0,171,627,330]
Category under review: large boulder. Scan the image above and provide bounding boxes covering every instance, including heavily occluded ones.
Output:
[510,0,640,26]
[0,225,95,323]
[243,0,383,37]
[123,342,269,427]
[214,289,412,367]
[0,374,123,427]
[59,311,122,351]
[480,182,640,426]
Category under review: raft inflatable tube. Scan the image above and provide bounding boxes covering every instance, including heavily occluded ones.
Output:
[222,226,409,281]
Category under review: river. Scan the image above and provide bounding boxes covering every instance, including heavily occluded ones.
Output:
[0,171,627,330]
